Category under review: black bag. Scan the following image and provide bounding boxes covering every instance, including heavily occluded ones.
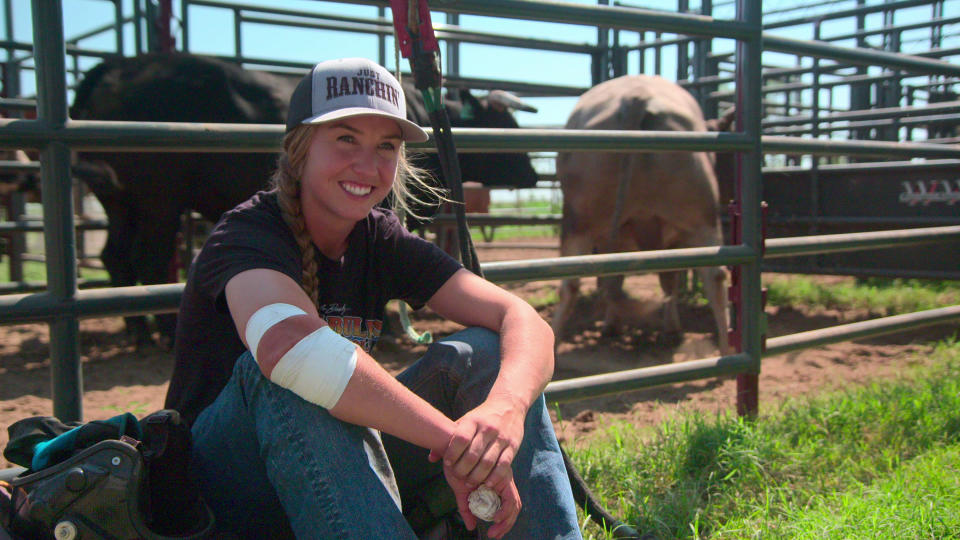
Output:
[1,410,213,540]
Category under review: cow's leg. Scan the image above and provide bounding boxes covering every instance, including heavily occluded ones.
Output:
[657,271,683,346]
[596,219,650,338]
[694,265,730,355]
[131,208,183,350]
[598,274,626,337]
[678,223,730,355]
[552,276,581,340]
[552,224,594,340]
[100,207,154,348]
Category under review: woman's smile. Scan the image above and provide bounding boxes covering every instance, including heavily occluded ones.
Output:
[340,180,374,197]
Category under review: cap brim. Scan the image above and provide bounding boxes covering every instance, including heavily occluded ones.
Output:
[300,107,430,143]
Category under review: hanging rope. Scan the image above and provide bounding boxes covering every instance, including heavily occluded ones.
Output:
[391,0,481,276]
[387,2,641,537]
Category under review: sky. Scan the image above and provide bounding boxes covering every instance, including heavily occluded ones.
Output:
[3,0,955,132]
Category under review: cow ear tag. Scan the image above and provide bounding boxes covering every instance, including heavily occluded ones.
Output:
[460,101,475,121]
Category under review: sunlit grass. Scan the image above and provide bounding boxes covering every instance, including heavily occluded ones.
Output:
[469,196,561,242]
[765,275,960,315]
[567,338,960,539]
[489,198,561,214]
[524,288,559,309]
[0,257,110,284]
[471,224,559,242]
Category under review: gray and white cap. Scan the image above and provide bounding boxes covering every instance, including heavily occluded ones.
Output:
[285,57,429,143]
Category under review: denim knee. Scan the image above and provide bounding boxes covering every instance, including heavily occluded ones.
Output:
[193,352,414,539]
[409,327,503,416]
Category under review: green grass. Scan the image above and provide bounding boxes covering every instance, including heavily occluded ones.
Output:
[0,257,110,283]
[567,338,960,539]
[102,400,151,416]
[489,198,561,214]
[764,276,960,316]
[470,224,559,242]
[768,445,960,538]
[525,288,559,310]
[469,196,560,242]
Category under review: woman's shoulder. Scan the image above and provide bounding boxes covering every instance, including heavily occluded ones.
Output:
[223,189,280,221]
[213,190,286,233]
[194,189,298,274]
[205,190,292,249]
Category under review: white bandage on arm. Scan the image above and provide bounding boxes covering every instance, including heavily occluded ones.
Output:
[270,326,358,409]
[245,303,358,409]
[245,303,308,360]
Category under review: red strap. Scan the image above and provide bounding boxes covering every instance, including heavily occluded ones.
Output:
[389,0,440,58]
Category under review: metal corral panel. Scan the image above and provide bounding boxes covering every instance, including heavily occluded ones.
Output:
[760,160,960,279]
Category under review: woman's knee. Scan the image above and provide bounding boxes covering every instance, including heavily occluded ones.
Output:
[435,327,501,374]
[440,327,499,355]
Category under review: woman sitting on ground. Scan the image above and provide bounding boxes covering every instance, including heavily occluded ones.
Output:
[164,57,581,539]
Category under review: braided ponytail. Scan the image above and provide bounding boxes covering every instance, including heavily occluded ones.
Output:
[272,127,320,305]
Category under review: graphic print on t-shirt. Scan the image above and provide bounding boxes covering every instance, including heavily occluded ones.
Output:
[320,303,382,352]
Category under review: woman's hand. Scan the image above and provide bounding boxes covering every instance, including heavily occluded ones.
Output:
[432,395,526,488]
[442,463,521,538]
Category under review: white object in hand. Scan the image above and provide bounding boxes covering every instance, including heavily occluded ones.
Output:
[468,485,501,521]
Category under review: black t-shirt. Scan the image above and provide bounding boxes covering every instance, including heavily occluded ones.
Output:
[164,190,462,425]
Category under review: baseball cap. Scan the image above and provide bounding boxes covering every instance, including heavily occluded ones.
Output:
[285,57,429,143]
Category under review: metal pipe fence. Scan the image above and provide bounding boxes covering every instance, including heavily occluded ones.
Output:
[3,0,958,426]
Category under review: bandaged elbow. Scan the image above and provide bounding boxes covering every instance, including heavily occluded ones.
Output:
[268,326,358,409]
[245,303,357,409]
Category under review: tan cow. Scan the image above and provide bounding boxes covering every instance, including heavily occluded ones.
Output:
[552,74,730,355]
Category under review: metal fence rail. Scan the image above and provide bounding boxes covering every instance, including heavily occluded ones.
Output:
[4,225,956,322]
[4,121,960,158]
[545,304,960,402]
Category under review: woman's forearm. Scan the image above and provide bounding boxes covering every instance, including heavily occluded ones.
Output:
[488,303,555,411]
[329,349,455,453]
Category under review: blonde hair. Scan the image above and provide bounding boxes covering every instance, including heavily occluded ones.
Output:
[271,124,445,305]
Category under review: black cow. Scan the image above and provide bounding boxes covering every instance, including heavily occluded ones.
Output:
[69,53,538,347]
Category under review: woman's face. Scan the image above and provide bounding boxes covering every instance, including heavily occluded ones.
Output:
[300,115,402,225]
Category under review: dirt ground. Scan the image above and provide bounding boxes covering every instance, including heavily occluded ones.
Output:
[1,242,955,469]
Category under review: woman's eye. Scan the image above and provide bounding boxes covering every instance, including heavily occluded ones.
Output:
[379,142,397,152]
[337,134,356,144]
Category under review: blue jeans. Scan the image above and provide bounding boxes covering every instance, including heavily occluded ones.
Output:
[191,327,582,539]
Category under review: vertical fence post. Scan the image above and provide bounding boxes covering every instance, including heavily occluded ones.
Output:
[158,0,175,52]
[6,193,24,282]
[593,0,611,85]
[113,0,123,54]
[33,0,82,422]
[181,0,190,52]
[233,6,242,60]
[677,0,689,82]
[696,0,716,119]
[446,12,460,77]
[3,0,24,284]
[134,0,144,55]
[735,0,763,417]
